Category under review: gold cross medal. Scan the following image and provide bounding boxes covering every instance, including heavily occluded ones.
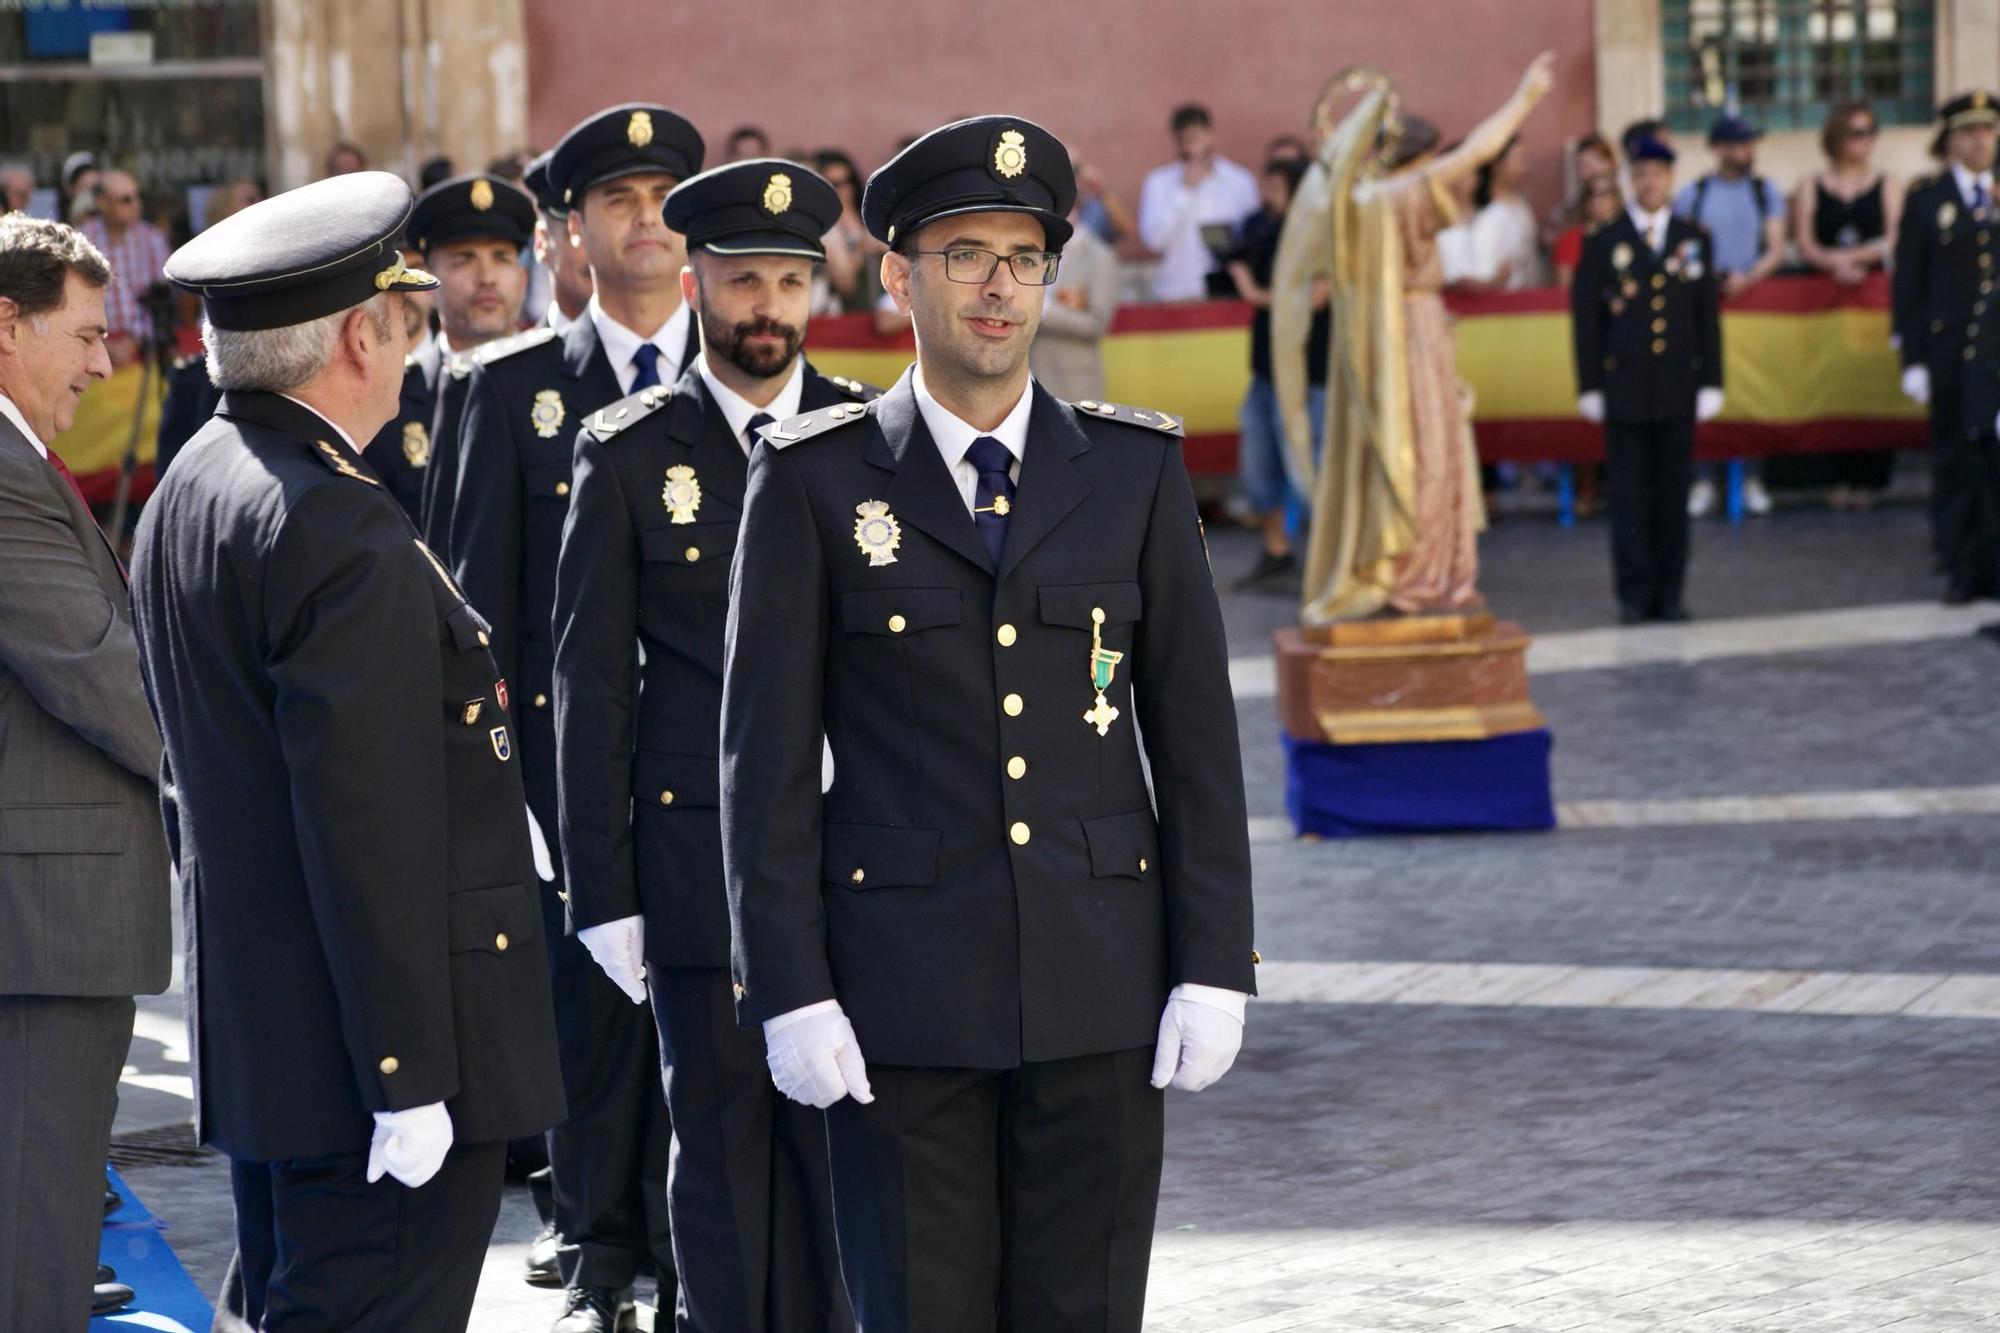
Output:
[1083,607,1125,737]
[853,500,901,567]
[662,465,701,523]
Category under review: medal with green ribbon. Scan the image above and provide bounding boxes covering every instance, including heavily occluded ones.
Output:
[1083,607,1125,737]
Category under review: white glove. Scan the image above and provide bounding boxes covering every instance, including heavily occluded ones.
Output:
[1577,391,1605,424]
[762,1000,874,1108]
[1695,387,1724,422]
[1149,983,1247,1093]
[365,1102,453,1189]
[524,803,554,882]
[1903,365,1931,407]
[577,914,647,1004]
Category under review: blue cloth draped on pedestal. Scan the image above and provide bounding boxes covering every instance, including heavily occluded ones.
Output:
[1283,730,1557,837]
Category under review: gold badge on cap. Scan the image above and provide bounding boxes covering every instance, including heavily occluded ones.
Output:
[402,421,430,468]
[853,499,901,567]
[762,172,793,215]
[1980,91,1993,111]
[531,389,566,440]
[470,179,495,212]
[662,464,702,523]
[1611,242,1633,271]
[628,110,655,148]
[994,128,1027,180]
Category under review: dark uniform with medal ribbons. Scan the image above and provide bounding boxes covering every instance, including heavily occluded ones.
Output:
[448,104,703,1326]
[128,171,564,1333]
[553,157,866,1333]
[1895,92,2000,600]
[721,117,1256,1332]
[1571,135,1722,623]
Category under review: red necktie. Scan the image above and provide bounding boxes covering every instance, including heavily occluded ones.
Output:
[45,449,90,509]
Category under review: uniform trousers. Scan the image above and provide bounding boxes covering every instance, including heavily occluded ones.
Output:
[537,876,676,1292]
[649,966,851,1333]
[1927,366,1965,565]
[823,1046,1163,1333]
[0,994,133,1333]
[216,1140,504,1332]
[1603,416,1696,615]
[1928,371,2000,595]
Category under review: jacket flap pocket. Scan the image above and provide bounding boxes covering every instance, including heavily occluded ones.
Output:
[445,603,492,653]
[840,588,962,636]
[641,522,737,568]
[523,458,571,502]
[1039,581,1142,629]
[0,804,129,856]
[632,751,721,809]
[821,823,940,889]
[1081,808,1159,880]
[447,882,536,955]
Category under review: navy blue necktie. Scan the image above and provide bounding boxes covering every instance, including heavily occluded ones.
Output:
[630,343,662,392]
[967,435,1015,567]
[744,411,774,451]
[1977,180,1991,212]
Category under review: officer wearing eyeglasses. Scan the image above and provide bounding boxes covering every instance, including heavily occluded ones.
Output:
[720,115,1257,1332]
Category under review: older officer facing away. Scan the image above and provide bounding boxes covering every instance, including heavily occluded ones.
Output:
[0,215,170,1332]
[130,172,565,1333]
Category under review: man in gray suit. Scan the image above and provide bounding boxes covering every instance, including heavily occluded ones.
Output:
[0,213,171,1332]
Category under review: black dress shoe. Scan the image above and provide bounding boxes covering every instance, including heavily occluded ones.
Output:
[1233,549,1297,590]
[1617,604,1647,626]
[92,1282,135,1315]
[523,1221,561,1287]
[1655,604,1691,623]
[1945,582,1978,606]
[551,1285,630,1333]
[97,1264,116,1283]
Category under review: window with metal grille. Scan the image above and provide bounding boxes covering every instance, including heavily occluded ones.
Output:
[1662,0,1935,134]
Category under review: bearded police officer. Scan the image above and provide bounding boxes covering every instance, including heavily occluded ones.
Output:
[129,172,565,1332]
[720,117,1257,1332]
[1896,92,2000,602]
[554,158,869,1333]
[449,103,702,1332]
[1573,134,1723,624]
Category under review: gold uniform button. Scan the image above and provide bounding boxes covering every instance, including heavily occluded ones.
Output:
[1006,755,1027,780]
[1137,857,1148,874]
[850,868,865,885]
[494,932,509,952]
[1251,949,1263,965]
[1003,693,1024,716]
[555,481,570,497]
[659,790,674,806]
[1652,339,1667,354]
[1651,296,1666,311]
[1090,606,1106,625]
[1983,254,1993,269]
[996,623,1017,647]
[1651,274,1666,289]
[534,693,548,709]
[888,614,907,633]
[1968,345,1980,361]
[379,1056,399,1076]
[476,630,490,647]
[1651,318,1667,333]
[1935,319,1947,333]
[685,547,700,562]
[1009,821,1031,845]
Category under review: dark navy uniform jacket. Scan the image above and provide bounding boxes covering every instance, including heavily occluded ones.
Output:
[720,372,1257,1070]
[155,352,221,480]
[1897,173,2000,427]
[129,390,565,1161]
[362,354,438,528]
[552,361,875,967]
[1571,212,1722,423]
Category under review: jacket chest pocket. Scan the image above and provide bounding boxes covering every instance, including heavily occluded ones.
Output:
[524,457,573,507]
[642,522,738,575]
[1038,581,1142,633]
[840,587,962,637]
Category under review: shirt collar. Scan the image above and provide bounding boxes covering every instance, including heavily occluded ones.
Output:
[1954,162,1994,197]
[697,353,806,455]
[410,330,441,387]
[0,390,46,459]
[1629,203,1672,236]
[277,393,362,456]
[912,366,1033,470]
[590,294,691,382]
[548,303,578,336]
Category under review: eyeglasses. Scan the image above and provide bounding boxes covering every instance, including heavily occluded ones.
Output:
[104,194,137,204]
[1848,124,1878,138]
[914,247,1061,286]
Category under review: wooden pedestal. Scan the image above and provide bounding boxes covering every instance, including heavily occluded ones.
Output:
[1274,611,1546,745]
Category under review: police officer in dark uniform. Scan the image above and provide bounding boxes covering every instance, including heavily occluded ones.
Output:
[449,103,703,1333]
[1896,92,2000,602]
[1572,135,1723,624]
[128,171,565,1333]
[554,158,869,1333]
[721,117,1257,1333]
[154,349,220,479]
[363,173,535,530]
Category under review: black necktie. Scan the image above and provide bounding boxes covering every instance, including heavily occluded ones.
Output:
[631,344,662,392]
[967,435,1015,567]
[744,411,773,451]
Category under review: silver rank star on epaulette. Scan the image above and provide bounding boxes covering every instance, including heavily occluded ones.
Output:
[471,324,557,367]
[1071,399,1183,436]
[825,374,881,402]
[760,400,871,450]
[588,385,672,439]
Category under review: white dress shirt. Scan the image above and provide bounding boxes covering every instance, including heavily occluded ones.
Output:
[0,390,48,460]
[548,302,579,337]
[697,353,805,455]
[590,295,692,394]
[1953,162,1996,208]
[1136,155,1262,302]
[911,367,1032,514]
[1629,203,1673,252]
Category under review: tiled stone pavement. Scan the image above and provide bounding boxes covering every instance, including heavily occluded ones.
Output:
[116,500,2000,1330]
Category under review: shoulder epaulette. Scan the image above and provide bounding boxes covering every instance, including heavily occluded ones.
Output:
[760,399,872,450]
[585,384,674,439]
[1070,399,1183,437]
[309,439,381,487]
[445,351,475,381]
[824,373,882,403]
[471,324,557,367]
